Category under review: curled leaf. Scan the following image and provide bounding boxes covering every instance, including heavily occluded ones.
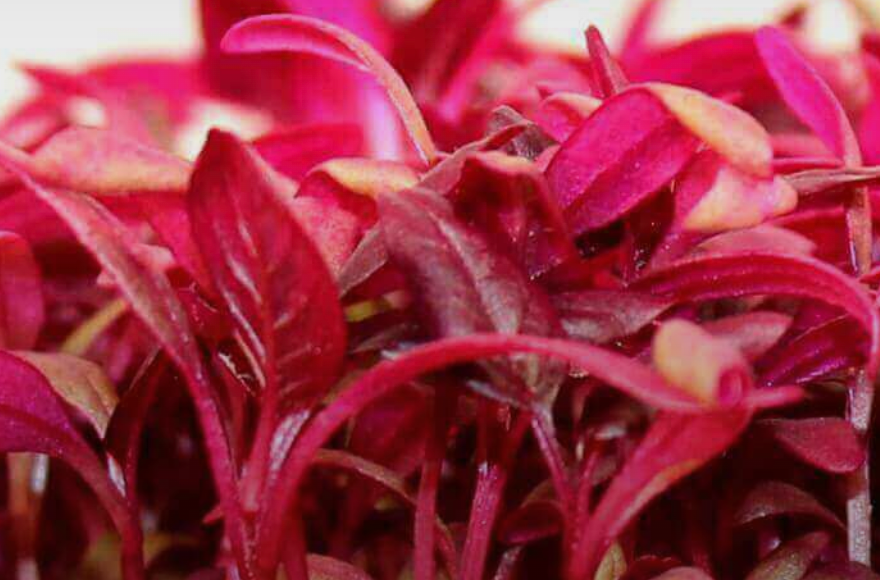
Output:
[675,152,797,233]
[222,14,437,166]
[653,319,751,405]
[11,352,118,438]
[633,252,880,378]
[745,532,831,580]
[644,83,773,177]
[735,480,844,530]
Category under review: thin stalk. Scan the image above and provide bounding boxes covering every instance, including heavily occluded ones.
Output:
[845,185,874,565]
[414,391,456,580]
[460,412,531,580]
[531,411,573,510]
[846,369,874,565]
[72,445,144,580]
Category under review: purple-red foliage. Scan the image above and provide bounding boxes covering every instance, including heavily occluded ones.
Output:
[1,1,880,579]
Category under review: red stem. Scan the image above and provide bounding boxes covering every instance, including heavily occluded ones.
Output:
[460,412,531,580]
[414,392,456,580]
[254,333,702,574]
[531,411,573,510]
[460,463,508,580]
[73,445,145,580]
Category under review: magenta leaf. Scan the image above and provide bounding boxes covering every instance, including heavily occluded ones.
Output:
[755,27,861,166]
[632,252,880,377]
[0,150,251,574]
[222,14,437,166]
[545,88,697,235]
[0,351,143,578]
[758,417,865,473]
[585,26,629,98]
[0,232,43,350]
[253,123,363,180]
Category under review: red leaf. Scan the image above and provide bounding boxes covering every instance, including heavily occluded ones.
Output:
[0,351,142,575]
[306,554,374,580]
[702,311,793,362]
[632,252,880,378]
[745,532,831,580]
[785,166,880,198]
[0,149,250,573]
[534,92,601,142]
[672,151,797,234]
[652,319,752,405]
[454,151,576,277]
[759,317,864,387]
[553,289,673,344]
[32,127,191,194]
[758,418,866,473]
[189,130,346,409]
[253,123,363,181]
[735,480,844,530]
[569,409,752,579]
[0,232,43,350]
[378,187,564,406]
[22,65,153,143]
[803,562,880,580]
[755,27,861,166]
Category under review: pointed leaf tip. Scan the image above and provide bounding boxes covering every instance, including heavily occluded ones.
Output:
[755,26,861,166]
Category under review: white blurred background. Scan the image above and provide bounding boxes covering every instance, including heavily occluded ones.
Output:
[0,0,872,114]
